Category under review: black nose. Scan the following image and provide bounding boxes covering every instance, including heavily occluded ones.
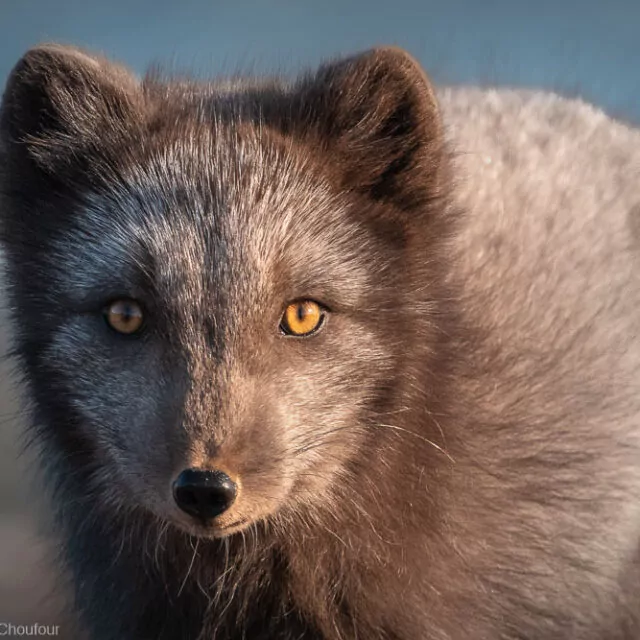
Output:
[172,469,237,520]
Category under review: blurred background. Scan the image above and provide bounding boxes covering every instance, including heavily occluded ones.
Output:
[0,0,639,634]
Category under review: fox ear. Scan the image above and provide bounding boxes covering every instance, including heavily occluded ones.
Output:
[290,47,444,211]
[0,44,140,175]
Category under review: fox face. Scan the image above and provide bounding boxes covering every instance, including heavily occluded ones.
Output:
[0,45,448,540]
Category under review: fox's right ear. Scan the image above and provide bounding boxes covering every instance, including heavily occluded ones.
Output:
[280,47,445,214]
[0,44,141,175]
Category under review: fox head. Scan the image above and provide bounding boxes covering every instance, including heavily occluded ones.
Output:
[0,44,451,539]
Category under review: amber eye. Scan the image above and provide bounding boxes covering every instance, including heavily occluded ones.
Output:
[280,300,325,336]
[104,299,144,335]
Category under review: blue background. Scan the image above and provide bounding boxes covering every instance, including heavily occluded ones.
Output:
[2,0,640,122]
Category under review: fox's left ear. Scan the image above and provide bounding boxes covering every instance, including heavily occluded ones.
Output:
[0,44,141,178]
[287,47,444,212]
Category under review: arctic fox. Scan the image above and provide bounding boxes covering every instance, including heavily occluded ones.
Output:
[1,44,639,639]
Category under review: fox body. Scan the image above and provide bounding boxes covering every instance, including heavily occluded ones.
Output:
[1,45,639,639]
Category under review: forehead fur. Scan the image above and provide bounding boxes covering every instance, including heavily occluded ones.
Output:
[52,122,375,314]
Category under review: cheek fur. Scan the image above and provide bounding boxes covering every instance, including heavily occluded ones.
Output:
[44,321,184,497]
[260,322,395,496]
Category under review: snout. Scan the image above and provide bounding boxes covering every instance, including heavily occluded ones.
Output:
[172,468,237,521]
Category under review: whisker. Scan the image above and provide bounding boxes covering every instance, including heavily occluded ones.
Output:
[178,537,200,597]
[374,422,455,463]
